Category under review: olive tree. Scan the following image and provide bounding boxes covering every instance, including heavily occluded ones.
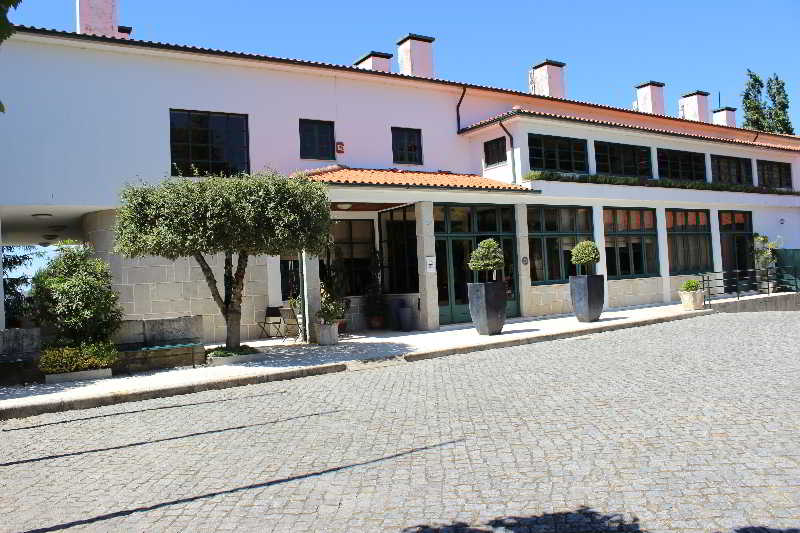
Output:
[114,171,331,349]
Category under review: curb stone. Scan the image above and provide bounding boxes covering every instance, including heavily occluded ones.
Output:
[0,309,713,420]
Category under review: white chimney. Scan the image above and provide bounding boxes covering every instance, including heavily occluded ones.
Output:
[678,90,710,122]
[354,51,393,73]
[635,81,665,115]
[76,0,131,39]
[712,106,737,127]
[528,60,566,99]
[396,34,435,78]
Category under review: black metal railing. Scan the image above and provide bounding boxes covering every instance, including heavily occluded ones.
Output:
[701,266,799,307]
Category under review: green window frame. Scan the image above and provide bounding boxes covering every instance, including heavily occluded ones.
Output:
[324,219,375,297]
[757,160,792,189]
[527,206,594,284]
[603,207,659,279]
[169,109,250,176]
[666,209,713,275]
[483,136,507,167]
[299,119,335,160]
[711,154,752,185]
[657,148,706,181]
[594,141,652,178]
[391,127,423,165]
[379,205,419,294]
[528,133,587,173]
[718,210,753,233]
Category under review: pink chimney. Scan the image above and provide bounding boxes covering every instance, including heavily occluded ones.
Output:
[76,0,132,39]
[528,60,566,99]
[354,51,393,73]
[712,106,737,128]
[396,34,435,78]
[678,90,710,122]
[635,81,665,115]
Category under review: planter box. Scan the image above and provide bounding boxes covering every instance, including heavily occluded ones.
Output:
[318,323,339,345]
[569,274,604,322]
[45,368,112,384]
[207,351,267,367]
[467,281,507,335]
[679,289,705,311]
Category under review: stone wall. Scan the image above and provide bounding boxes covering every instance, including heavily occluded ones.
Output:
[83,210,274,344]
[607,277,664,308]
[113,315,204,349]
[710,292,800,313]
[522,283,572,317]
[0,328,40,363]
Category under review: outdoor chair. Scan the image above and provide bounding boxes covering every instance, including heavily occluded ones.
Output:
[279,306,302,342]
[257,306,284,338]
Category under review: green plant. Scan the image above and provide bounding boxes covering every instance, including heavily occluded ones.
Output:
[570,240,600,267]
[468,239,505,278]
[679,279,702,292]
[3,245,43,325]
[30,244,123,345]
[114,170,331,349]
[37,341,118,374]
[317,285,345,324]
[288,295,303,314]
[206,344,260,358]
[754,233,781,269]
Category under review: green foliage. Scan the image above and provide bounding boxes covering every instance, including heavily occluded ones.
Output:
[317,285,345,324]
[2,245,42,324]
[742,69,768,132]
[30,245,123,345]
[206,345,260,358]
[524,170,800,196]
[468,239,505,272]
[570,240,600,267]
[679,279,701,292]
[38,341,118,374]
[766,74,794,135]
[0,1,23,113]
[754,233,781,269]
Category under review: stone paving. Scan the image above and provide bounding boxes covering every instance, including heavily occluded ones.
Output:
[1,312,799,533]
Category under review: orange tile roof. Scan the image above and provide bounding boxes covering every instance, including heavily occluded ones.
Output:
[301,166,529,191]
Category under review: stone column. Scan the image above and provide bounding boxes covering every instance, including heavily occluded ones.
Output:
[709,207,723,295]
[415,201,438,330]
[655,207,672,303]
[650,147,660,179]
[514,204,533,317]
[586,137,597,175]
[266,256,283,306]
[592,204,609,308]
[704,153,713,183]
[0,215,5,330]
[751,158,759,187]
[301,251,321,343]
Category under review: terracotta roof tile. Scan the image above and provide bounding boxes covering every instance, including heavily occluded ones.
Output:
[300,166,528,191]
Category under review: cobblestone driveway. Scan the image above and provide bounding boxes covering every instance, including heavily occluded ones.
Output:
[2,312,799,533]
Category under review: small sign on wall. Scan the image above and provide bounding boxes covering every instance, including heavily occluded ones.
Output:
[335,141,345,154]
[425,256,436,273]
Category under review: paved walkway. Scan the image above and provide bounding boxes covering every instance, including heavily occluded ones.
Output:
[0,304,706,416]
[1,312,799,532]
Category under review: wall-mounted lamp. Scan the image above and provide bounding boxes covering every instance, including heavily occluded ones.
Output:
[336,203,352,210]
[32,213,53,218]
[779,218,785,225]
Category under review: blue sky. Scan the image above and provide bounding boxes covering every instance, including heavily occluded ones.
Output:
[5,1,799,280]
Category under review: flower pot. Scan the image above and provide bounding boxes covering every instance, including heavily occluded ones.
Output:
[678,289,705,311]
[318,322,339,345]
[368,315,385,329]
[397,307,414,332]
[337,318,348,334]
[569,274,604,322]
[467,281,507,335]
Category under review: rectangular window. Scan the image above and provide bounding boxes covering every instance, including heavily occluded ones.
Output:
[299,119,335,160]
[757,160,792,189]
[604,207,659,279]
[656,148,706,181]
[483,136,507,167]
[594,141,652,178]
[711,154,753,185]
[528,134,587,173]
[379,206,419,294]
[666,209,712,274]
[170,109,249,176]
[392,127,423,165]
[280,259,300,301]
[528,206,594,284]
[324,220,375,297]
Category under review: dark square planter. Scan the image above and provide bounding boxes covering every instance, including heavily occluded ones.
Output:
[467,281,507,335]
[569,274,604,322]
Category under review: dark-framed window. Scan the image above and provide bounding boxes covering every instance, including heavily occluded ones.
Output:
[170,109,249,176]
[528,134,587,173]
[323,219,375,297]
[666,209,712,274]
[719,210,753,233]
[604,208,659,279]
[656,148,706,181]
[711,154,752,185]
[299,119,335,160]
[528,206,594,284]
[483,136,507,167]
[594,141,652,178]
[757,160,792,189]
[379,205,419,293]
[391,127,423,165]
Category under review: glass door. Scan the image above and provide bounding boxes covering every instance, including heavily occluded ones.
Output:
[719,211,755,293]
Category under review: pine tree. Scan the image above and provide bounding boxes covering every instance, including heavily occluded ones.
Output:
[766,74,794,135]
[741,69,768,132]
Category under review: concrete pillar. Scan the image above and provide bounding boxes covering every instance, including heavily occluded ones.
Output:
[709,207,723,272]
[704,153,713,184]
[301,251,321,342]
[514,204,532,316]
[415,201,438,330]
[751,158,759,187]
[586,138,597,175]
[0,215,4,330]
[655,207,672,303]
[591,204,609,309]
[266,256,283,306]
[650,147,660,179]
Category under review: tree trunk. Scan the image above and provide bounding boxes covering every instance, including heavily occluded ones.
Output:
[225,310,242,349]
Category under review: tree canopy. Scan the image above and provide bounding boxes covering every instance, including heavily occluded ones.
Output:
[0,1,23,113]
[766,74,794,135]
[741,69,794,134]
[742,69,768,132]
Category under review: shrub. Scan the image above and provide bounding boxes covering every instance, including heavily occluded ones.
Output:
[571,240,600,267]
[468,239,505,272]
[317,285,345,324]
[206,345,260,358]
[680,279,702,292]
[38,341,119,374]
[30,244,123,344]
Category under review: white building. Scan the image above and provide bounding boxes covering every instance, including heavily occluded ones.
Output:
[1,0,798,341]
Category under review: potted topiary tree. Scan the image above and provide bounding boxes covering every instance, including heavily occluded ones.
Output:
[569,240,603,322]
[678,279,705,311]
[317,285,345,345]
[467,239,507,335]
